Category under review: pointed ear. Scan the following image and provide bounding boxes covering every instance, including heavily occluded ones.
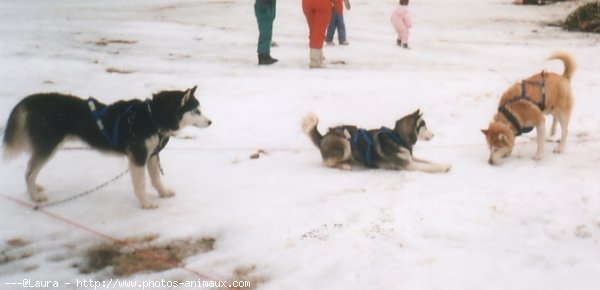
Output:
[181,88,192,107]
[481,129,489,136]
[190,85,197,95]
[412,109,421,117]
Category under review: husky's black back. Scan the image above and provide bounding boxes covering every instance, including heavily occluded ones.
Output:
[2,90,194,162]
[3,94,108,157]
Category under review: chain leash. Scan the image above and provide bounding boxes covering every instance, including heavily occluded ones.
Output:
[33,169,129,210]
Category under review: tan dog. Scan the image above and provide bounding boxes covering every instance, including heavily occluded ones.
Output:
[482,52,575,165]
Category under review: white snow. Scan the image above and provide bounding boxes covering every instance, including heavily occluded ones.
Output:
[1,0,600,289]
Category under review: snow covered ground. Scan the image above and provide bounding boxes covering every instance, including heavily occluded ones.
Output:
[1,0,599,289]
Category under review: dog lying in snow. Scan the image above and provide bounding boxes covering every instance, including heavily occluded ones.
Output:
[302,110,451,173]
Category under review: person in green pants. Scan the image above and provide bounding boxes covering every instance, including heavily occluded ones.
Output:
[254,0,278,65]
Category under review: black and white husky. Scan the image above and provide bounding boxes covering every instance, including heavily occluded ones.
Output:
[302,110,451,173]
[2,86,211,209]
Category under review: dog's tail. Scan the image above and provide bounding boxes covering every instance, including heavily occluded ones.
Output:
[3,103,29,160]
[302,113,322,148]
[548,51,576,81]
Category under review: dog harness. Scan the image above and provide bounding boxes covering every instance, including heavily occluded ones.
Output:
[497,71,547,136]
[349,127,405,168]
[87,98,160,149]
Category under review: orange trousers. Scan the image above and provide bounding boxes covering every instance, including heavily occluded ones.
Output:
[302,0,334,49]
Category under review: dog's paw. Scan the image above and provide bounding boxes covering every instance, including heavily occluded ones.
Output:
[533,154,543,161]
[141,201,158,209]
[31,193,48,203]
[338,164,352,171]
[442,164,452,172]
[36,184,45,192]
[553,147,563,154]
[159,189,176,198]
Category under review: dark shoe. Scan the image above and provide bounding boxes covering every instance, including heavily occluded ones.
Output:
[325,40,335,46]
[402,43,410,49]
[397,39,402,46]
[258,54,278,65]
[339,41,349,45]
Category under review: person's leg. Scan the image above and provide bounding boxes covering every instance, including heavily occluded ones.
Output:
[338,14,347,44]
[400,26,410,47]
[256,3,277,64]
[325,11,336,43]
[255,4,272,55]
[309,3,331,48]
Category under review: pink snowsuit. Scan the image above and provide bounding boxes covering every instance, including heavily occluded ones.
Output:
[391,5,412,44]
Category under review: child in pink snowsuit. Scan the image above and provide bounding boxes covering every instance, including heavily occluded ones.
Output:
[391,0,412,49]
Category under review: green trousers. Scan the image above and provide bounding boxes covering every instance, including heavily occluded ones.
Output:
[254,0,276,54]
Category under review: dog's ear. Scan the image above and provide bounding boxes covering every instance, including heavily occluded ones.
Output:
[412,109,422,117]
[481,129,489,136]
[181,88,193,107]
[190,85,197,96]
[343,128,351,139]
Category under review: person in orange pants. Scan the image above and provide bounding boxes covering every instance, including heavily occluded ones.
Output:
[302,0,343,68]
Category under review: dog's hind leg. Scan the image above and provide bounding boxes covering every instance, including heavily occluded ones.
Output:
[25,152,50,202]
[147,155,175,198]
[549,114,558,137]
[554,110,570,154]
[128,156,157,209]
[25,136,64,203]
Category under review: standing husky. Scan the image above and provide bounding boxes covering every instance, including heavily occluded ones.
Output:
[481,52,575,165]
[302,110,451,173]
[3,86,211,209]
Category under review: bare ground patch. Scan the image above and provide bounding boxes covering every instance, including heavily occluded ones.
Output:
[80,235,215,277]
[105,67,135,74]
[92,38,138,46]
[1,238,32,265]
[230,265,268,290]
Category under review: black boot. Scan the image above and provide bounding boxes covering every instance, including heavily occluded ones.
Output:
[258,53,278,65]
[396,39,402,46]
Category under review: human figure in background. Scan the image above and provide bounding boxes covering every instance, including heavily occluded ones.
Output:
[254,0,278,65]
[391,0,412,49]
[325,0,351,46]
[303,0,343,68]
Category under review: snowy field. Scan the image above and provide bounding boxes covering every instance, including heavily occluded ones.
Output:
[1,0,600,289]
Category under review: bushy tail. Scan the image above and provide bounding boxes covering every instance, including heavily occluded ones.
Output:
[302,113,322,148]
[548,51,576,81]
[3,105,28,160]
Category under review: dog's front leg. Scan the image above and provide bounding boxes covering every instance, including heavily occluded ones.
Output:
[406,160,451,173]
[128,156,157,209]
[411,156,433,164]
[147,155,175,198]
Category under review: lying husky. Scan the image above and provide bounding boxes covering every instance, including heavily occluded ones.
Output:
[3,86,211,209]
[302,110,451,173]
[481,52,575,165]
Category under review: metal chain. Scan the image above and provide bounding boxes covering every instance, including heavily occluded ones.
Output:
[33,169,129,210]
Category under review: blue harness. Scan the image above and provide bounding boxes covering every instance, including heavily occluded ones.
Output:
[349,127,404,168]
[87,97,158,148]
